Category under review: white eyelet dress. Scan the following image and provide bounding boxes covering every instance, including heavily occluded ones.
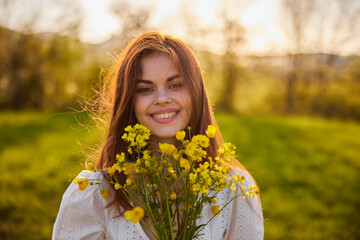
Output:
[53,169,264,240]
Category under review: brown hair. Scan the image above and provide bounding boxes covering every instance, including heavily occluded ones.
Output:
[92,31,247,215]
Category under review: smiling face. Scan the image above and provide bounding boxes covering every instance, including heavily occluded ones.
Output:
[134,53,192,143]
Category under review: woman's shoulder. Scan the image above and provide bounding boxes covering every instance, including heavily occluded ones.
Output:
[221,167,264,240]
[75,169,106,180]
[53,170,112,239]
[61,170,112,202]
[226,167,262,213]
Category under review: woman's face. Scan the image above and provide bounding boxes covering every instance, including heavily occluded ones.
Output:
[134,53,192,142]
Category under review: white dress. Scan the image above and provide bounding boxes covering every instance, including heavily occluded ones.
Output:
[53,169,264,240]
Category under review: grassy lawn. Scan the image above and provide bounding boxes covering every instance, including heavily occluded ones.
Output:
[0,111,99,239]
[0,111,359,239]
[217,114,360,239]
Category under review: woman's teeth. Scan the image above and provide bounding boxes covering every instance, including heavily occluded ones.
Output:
[153,112,176,119]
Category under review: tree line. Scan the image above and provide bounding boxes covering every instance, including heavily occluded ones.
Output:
[0,26,100,110]
[0,0,359,121]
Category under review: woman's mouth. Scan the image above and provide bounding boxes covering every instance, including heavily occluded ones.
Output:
[153,111,177,119]
[150,110,180,124]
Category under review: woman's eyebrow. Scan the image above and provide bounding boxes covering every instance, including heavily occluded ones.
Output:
[137,79,153,84]
[166,74,180,82]
[137,74,181,84]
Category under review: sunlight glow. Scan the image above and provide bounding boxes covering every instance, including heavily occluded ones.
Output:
[240,0,285,54]
[192,0,218,24]
[79,0,118,43]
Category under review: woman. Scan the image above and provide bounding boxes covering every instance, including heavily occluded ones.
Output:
[53,31,264,240]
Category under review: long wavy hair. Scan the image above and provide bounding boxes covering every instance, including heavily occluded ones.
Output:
[90,31,247,215]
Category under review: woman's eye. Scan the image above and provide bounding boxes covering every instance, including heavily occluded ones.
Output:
[169,82,183,89]
[137,87,153,94]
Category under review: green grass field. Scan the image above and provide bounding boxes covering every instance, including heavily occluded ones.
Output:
[0,111,359,239]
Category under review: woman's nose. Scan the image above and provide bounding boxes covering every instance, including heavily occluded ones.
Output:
[154,89,171,105]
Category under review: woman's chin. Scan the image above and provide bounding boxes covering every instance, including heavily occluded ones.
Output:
[150,132,177,142]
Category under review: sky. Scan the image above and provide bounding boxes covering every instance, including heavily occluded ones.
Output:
[77,0,285,55]
[2,0,359,55]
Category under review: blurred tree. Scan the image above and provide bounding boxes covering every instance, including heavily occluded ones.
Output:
[281,0,360,115]
[0,0,45,109]
[216,0,247,112]
[41,35,85,110]
[175,0,210,50]
[0,0,85,110]
[281,0,316,114]
[109,0,152,46]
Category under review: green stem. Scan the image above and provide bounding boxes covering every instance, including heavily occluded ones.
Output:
[140,218,158,240]
[158,154,169,240]
[86,179,116,185]
[165,192,175,240]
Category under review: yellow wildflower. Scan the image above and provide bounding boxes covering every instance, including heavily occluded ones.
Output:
[180,158,190,171]
[159,143,177,156]
[173,153,181,161]
[230,183,237,191]
[122,124,150,149]
[218,143,236,160]
[107,165,117,175]
[204,177,212,186]
[114,183,121,190]
[211,205,220,216]
[189,173,197,183]
[232,174,245,185]
[185,142,206,161]
[124,206,145,224]
[123,163,136,175]
[192,183,201,192]
[176,130,186,141]
[200,185,209,194]
[184,142,196,158]
[136,135,147,149]
[170,192,177,200]
[74,177,89,191]
[206,125,217,138]
[101,189,111,199]
[85,163,94,171]
[116,153,126,163]
[128,147,132,154]
[126,178,133,186]
[196,162,210,175]
[192,135,209,148]
[199,170,210,180]
[211,198,217,204]
[142,150,151,161]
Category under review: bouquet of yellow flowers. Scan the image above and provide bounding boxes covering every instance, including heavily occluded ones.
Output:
[75,124,259,240]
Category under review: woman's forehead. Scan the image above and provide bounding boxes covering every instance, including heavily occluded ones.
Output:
[140,54,178,78]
